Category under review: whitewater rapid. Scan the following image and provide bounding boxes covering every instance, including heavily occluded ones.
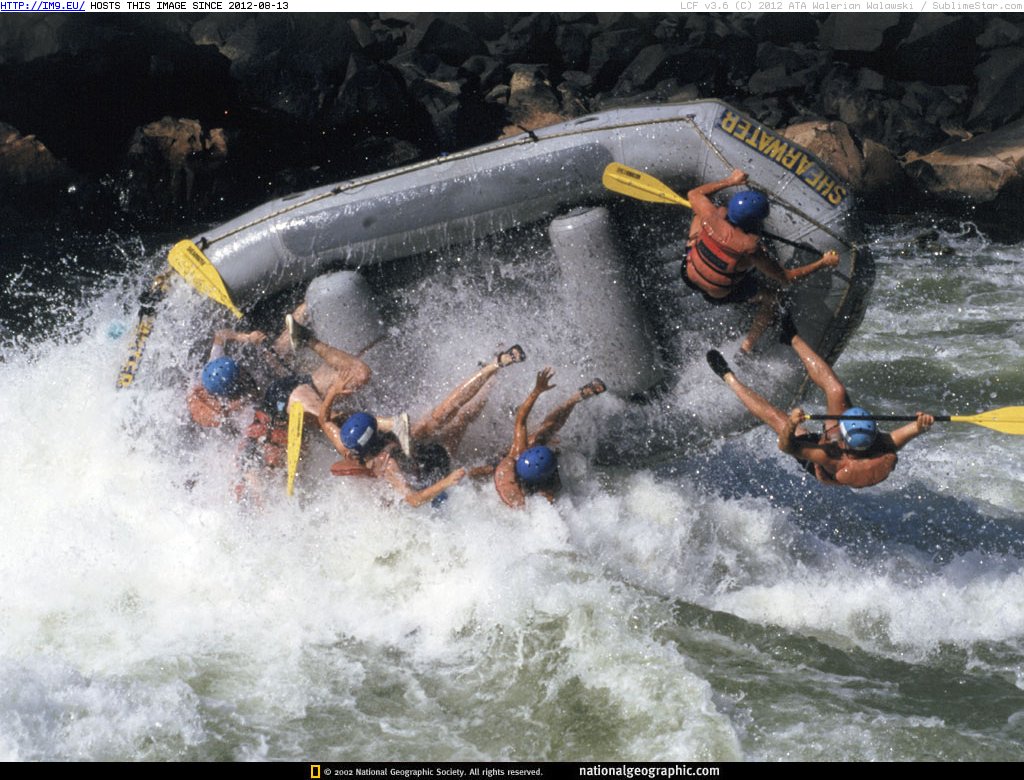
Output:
[2,220,1023,761]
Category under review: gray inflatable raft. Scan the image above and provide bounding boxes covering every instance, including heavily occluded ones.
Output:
[179,100,870,403]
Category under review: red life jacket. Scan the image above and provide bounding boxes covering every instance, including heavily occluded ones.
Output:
[243,410,289,468]
[188,385,243,428]
[686,227,752,296]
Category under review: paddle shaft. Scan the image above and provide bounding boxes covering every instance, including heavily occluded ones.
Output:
[809,414,949,422]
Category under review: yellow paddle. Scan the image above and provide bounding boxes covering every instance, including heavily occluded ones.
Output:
[287,401,304,496]
[167,239,244,319]
[602,163,691,208]
[808,407,1024,436]
[116,268,173,389]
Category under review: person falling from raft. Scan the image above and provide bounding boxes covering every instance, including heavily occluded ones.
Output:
[188,305,405,499]
[323,345,528,508]
[684,168,840,352]
[707,315,935,488]
[491,367,606,508]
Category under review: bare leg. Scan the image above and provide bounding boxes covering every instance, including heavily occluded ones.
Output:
[530,379,605,447]
[412,346,524,440]
[722,373,791,435]
[790,333,851,416]
[740,289,779,353]
[435,374,496,455]
[309,341,371,398]
[288,383,321,413]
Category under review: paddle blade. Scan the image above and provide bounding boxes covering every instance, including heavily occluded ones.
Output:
[287,401,304,496]
[601,163,691,209]
[168,239,244,319]
[952,407,1024,435]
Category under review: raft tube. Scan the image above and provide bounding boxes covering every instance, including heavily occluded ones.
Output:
[188,100,868,364]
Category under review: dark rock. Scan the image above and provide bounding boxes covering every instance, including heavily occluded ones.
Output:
[893,14,980,84]
[560,70,593,91]
[820,66,945,154]
[819,13,899,53]
[556,81,591,118]
[416,18,488,67]
[740,97,786,128]
[0,26,233,177]
[407,76,462,149]
[458,55,506,93]
[747,44,829,97]
[901,82,970,141]
[485,85,509,105]
[192,16,357,122]
[554,22,595,72]
[652,17,681,42]
[613,44,690,95]
[967,47,1024,132]
[330,57,415,136]
[491,14,558,64]
[752,12,819,45]
[976,17,1022,49]
[348,18,377,51]
[588,27,648,91]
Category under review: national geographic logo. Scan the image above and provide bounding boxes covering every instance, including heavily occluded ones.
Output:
[717,110,848,207]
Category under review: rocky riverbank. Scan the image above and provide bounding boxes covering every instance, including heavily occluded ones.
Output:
[2,12,1024,234]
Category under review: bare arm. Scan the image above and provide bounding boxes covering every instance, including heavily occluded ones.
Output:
[508,368,556,459]
[888,412,934,451]
[402,468,467,508]
[777,408,805,455]
[687,168,747,212]
[778,407,837,468]
[213,329,266,347]
[751,248,839,288]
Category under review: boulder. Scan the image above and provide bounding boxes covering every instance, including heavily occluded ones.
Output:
[967,47,1024,132]
[588,27,648,90]
[613,44,690,95]
[122,116,227,214]
[416,18,488,66]
[0,121,72,186]
[905,119,1024,203]
[818,13,899,53]
[506,66,561,126]
[893,14,980,83]
[553,22,595,71]
[782,119,909,204]
[490,14,558,63]
[976,16,1022,49]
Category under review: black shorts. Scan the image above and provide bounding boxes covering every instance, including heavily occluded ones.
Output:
[681,254,760,305]
[792,433,821,476]
[262,374,313,417]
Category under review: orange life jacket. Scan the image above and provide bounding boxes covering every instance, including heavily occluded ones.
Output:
[686,227,752,295]
[243,410,289,469]
[188,385,243,428]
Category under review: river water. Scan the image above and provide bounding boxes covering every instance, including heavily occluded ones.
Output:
[1,215,1023,761]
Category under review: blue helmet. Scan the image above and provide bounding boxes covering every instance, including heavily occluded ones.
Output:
[839,407,877,451]
[726,190,769,232]
[341,412,378,453]
[515,446,557,484]
[201,356,240,396]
